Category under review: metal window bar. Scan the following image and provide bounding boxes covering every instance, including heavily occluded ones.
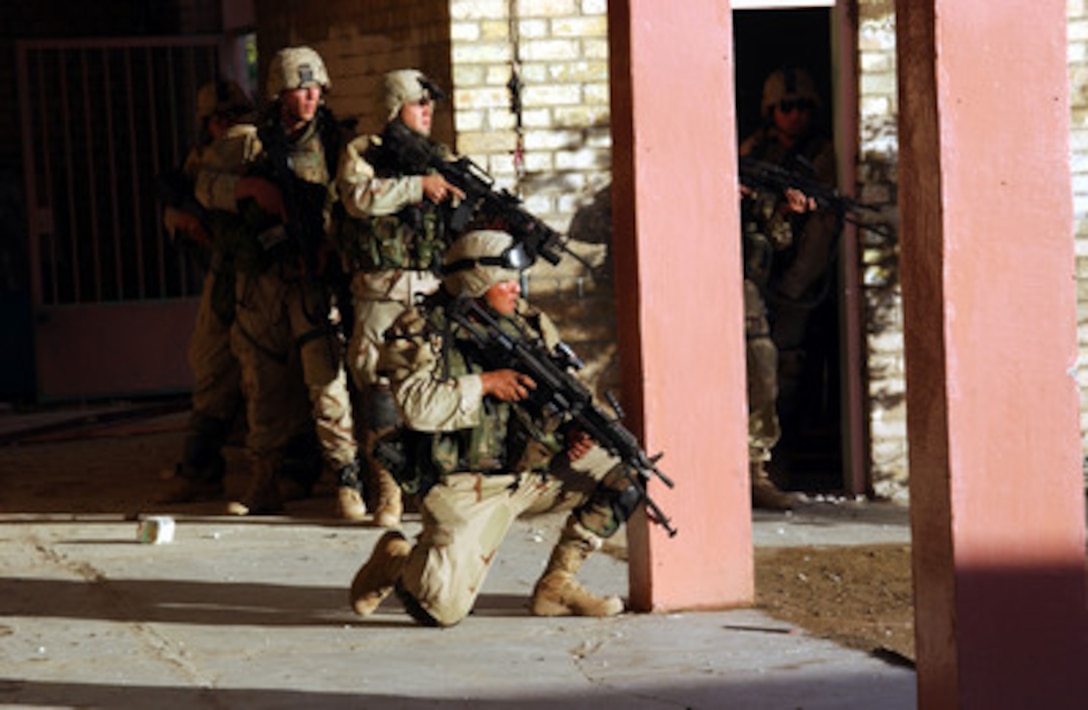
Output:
[18,37,221,309]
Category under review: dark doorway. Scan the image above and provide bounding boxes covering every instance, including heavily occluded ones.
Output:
[733,7,845,494]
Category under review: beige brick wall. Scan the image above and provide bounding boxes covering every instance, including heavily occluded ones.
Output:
[448,0,613,299]
[1068,0,1088,486]
[1070,0,1088,452]
[448,0,618,393]
[857,0,1088,494]
[856,0,907,499]
[254,0,456,142]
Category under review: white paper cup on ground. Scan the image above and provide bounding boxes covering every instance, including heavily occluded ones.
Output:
[137,515,175,544]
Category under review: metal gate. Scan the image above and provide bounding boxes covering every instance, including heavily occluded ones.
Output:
[17,36,222,401]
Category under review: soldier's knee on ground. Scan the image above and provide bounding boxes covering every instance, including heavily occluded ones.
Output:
[394,578,473,628]
[394,581,445,627]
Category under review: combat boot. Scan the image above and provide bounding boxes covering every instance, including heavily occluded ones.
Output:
[349,530,411,616]
[157,429,227,504]
[336,461,367,521]
[530,529,624,618]
[227,458,284,516]
[361,390,404,528]
[155,467,224,505]
[751,462,796,511]
[370,466,403,529]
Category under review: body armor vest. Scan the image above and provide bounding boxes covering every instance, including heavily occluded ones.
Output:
[234,109,338,275]
[402,297,561,492]
[339,125,450,273]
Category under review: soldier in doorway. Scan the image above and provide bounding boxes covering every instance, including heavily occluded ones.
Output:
[739,66,838,509]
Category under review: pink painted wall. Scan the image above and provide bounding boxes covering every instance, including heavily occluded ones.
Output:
[897,0,1088,706]
[608,0,753,610]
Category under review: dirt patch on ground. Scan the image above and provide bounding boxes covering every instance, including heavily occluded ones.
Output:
[756,544,914,664]
[1,416,916,664]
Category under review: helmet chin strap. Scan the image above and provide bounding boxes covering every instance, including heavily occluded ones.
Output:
[280,101,312,134]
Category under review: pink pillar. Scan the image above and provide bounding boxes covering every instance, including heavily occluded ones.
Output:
[897,1,1088,706]
[608,0,753,610]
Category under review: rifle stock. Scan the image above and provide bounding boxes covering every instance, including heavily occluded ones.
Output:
[448,297,678,537]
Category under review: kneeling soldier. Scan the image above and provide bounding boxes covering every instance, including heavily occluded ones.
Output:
[348,230,639,626]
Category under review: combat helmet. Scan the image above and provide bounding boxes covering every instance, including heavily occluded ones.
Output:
[196,79,253,127]
[761,67,822,117]
[383,68,445,122]
[442,230,532,298]
[267,45,330,99]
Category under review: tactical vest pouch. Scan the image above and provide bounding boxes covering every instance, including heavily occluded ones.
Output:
[743,228,774,287]
[507,407,563,473]
[341,206,445,272]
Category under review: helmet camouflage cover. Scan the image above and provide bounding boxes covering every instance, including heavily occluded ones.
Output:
[442,230,526,298]
[761,67,822,116]
[196,79,253,126]
[383,68,443,122]
[267,45,330,99]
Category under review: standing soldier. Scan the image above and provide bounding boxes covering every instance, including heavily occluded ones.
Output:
[739,66,838,508]
[226,45,361,518]
[156,80,264,504]
[335,69,467,528]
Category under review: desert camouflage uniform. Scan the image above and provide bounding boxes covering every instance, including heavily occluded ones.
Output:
[348,230,633,626]
[379,296,627,626]
[159,83,316,503]
[740,190,795,469]
[226,46,358,514]
[229,117,356,510]
[335,69,461,526]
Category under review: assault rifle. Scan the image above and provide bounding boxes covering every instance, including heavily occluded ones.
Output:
[447,297,678,537]
[256,119,328,267]
[255,112,340,325]
[379,119,570,266]
[739,155,892,237]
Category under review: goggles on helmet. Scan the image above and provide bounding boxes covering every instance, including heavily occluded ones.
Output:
[443,241,534,275]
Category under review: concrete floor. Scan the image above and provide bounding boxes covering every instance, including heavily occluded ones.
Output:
[0,403,917,709]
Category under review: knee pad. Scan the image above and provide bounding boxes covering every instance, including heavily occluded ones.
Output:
[576,468,643,538]
[394,580,443,628]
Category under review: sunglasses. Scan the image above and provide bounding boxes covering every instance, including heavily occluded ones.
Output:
[778,99,814,114]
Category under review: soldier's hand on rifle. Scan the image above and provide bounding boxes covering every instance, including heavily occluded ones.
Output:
[782,187,816,214]
[421,174,466,204]
[236,176,287,221]
[480,369,536,402]
[564,428,594,462]
[174,210,211,249]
